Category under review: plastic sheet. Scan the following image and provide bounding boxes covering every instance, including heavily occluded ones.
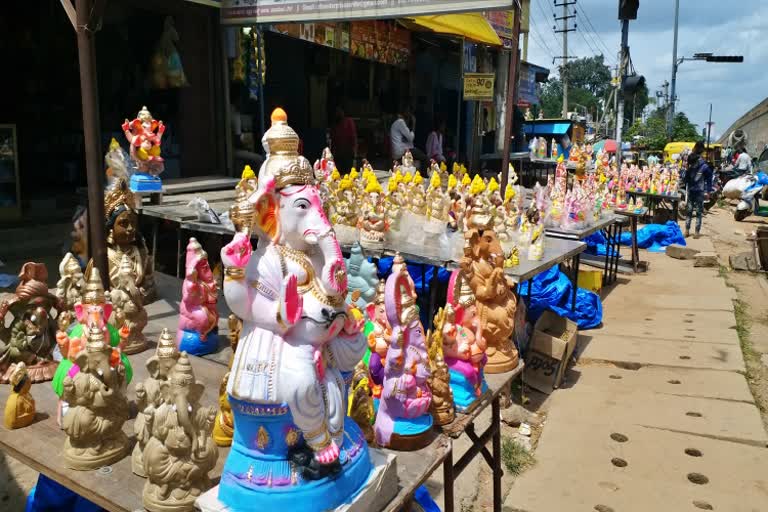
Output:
[26,475,103,512]
[518,266,603,330]
[414,485,441,512]
[619,221,686,253]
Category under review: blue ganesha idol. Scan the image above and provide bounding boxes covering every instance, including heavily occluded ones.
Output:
[209,109,373,511]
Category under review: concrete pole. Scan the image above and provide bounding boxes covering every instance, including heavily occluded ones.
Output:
[501,1,522,189]
[561,1,569,118]
[616,19,629,172]
[668,0,680,139]
[76,0,108,286]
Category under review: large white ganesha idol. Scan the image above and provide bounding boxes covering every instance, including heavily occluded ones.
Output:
[217,109,372,511]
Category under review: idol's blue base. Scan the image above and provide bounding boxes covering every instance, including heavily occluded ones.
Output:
[129,173,162,192]
[218,398,373,512]
[449,368,488,413]
[178,329,219,356]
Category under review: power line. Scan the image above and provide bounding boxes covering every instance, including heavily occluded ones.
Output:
[576,7,615,60]
[534,0,561,56]
[527,10,556,58]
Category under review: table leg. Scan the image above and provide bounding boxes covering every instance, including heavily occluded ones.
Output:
[151,217,159,271]
[602,227,611,284]
[428,265,439,326]
[631,218,639,273]
[613,222,622,281]
[176,226,183,278]
[492,397,502,512]
[571,254,580,311]
[443,447,455,512]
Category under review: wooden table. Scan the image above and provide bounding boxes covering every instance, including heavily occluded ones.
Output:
[626,190,680,224]
[546,216,622,285]
[614,207,649,273]
[0,349,230,512]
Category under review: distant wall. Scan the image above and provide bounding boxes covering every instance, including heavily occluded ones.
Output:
[718,97,768,155]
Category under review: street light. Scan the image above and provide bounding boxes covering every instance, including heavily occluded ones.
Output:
[668,52,743,138]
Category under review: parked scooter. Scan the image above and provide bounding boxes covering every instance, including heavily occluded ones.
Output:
[733,171,768,221]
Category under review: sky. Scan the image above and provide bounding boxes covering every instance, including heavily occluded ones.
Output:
[523,0,766,140]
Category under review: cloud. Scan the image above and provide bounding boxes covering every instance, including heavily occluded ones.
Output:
[524,0,767,140]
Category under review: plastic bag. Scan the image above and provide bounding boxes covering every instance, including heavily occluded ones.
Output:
[722,175,751,199]
[187,197,221,224]
[151,17,188,89]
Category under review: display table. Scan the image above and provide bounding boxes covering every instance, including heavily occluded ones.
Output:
[546,215,622,285]
[504,237,586,310]
[0,350,229,512]
[614,207,649,273]
[0,275,525,512]
[626,190,680,224]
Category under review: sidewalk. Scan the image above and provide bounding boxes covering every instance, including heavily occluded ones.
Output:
[504,235,768,512]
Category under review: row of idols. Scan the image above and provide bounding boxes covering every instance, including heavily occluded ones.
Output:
[1,109,521,512]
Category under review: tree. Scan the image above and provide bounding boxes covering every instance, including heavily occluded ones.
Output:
[627,108,702,150]
[537,55,649,126]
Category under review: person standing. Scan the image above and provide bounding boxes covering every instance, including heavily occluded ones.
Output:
[330,106,357,174]
[390,105,427,164]
[683,152,714,239]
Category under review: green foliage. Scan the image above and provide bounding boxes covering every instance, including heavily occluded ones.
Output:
[627,108,702,150]
[538,56,649,124]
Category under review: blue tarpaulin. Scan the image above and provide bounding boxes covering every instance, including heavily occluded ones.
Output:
[619,221,686,253]
[518,266,603,330]
[376,257,452,291]
[524,122,571,135]
[27,475,103,512]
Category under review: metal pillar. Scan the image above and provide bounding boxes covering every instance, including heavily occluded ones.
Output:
[500,0,521,189]
[615,19,629,171]
[75,0,108,286]
[668,0,680,139]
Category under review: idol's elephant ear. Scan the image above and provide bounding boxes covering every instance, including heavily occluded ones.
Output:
[467,230,482,258]
[248,177,280,242]
[384,270,416,330]
[145,355,160,379]
[74,350,89,373]
[189,381,205,406]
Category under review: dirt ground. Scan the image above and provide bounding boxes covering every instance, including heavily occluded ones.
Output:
[705,204,768,430]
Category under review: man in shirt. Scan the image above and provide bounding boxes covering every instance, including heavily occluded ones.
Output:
[330,107,357,174]
[735,150,752,174]
[683,152,714,238]
[390,106,428,164]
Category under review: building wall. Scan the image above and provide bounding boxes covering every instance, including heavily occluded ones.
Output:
[718,97,768,155]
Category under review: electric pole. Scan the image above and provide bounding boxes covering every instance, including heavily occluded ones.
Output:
[617,0,641,171]
[554,1,577,118]
[668,0,680,139]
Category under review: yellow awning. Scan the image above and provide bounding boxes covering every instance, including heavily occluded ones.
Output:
[405,13,503,46]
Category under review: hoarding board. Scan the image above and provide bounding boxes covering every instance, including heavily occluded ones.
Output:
[222,0,514,24]
[463,73,495,101]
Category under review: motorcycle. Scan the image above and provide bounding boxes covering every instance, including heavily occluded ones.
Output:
[733,171,768,221]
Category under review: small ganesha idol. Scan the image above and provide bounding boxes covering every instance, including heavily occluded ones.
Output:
[213,109,372,511]
[178,238,220,356]
[373,269,433,450]
[443,270,488,412]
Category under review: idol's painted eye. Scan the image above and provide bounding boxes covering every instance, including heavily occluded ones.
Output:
[294,198,310,210]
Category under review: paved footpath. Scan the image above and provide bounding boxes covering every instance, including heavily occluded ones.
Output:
[504,237,768,512]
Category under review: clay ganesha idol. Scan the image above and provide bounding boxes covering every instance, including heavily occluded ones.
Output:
[0,262,59,383]
[443,269,488,412]
[216,109,372,511]
[373,269,433,450]
[178,238,219,356]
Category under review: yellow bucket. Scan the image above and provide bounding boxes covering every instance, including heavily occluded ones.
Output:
[578,269,603,293]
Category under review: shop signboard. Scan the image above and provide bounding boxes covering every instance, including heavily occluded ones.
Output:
[272,22,350,51]
[221,0,515,24]
[350,21,411,67]
[463,73,495,101]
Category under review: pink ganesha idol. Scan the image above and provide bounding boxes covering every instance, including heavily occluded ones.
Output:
[214,109,373,512]
[443,269,488,412]
[177,238,220,356]
[374,268,433,450]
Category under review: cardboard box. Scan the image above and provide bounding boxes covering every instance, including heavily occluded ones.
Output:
[524,311,578,394]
